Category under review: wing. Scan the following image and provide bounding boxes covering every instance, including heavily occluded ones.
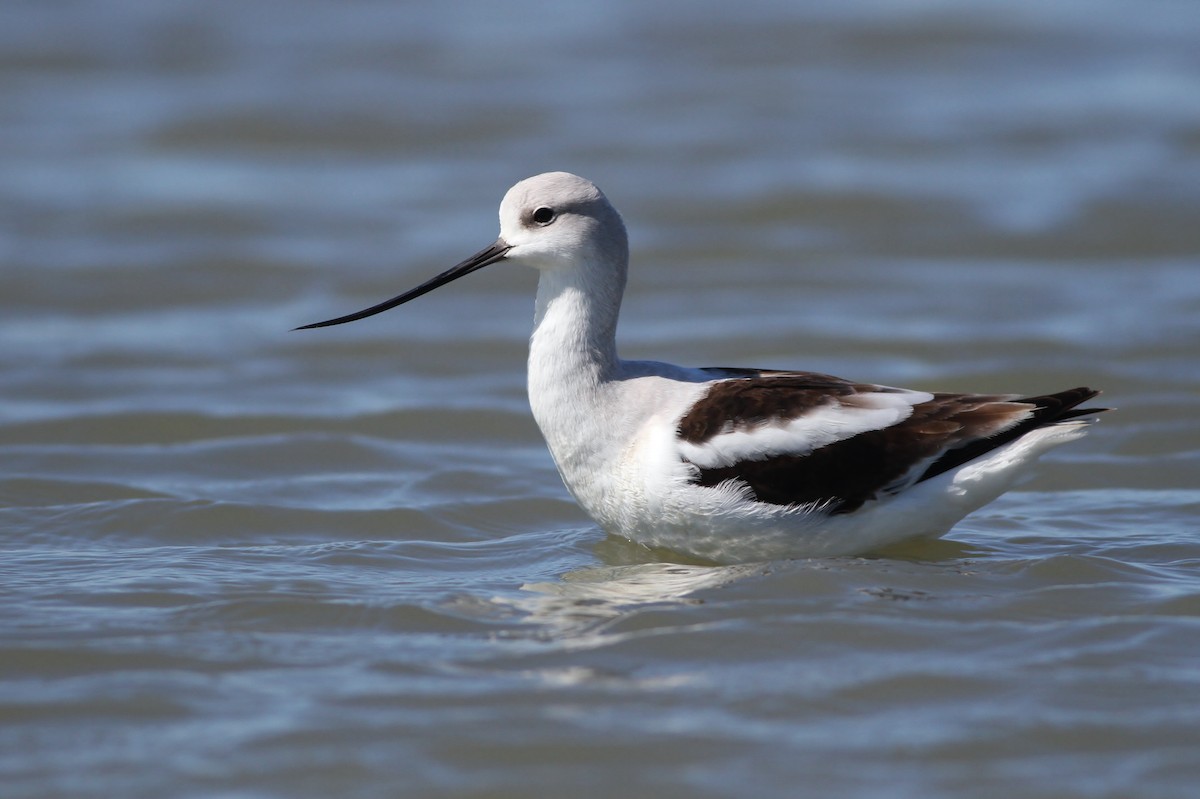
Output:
[676,371,1104,514]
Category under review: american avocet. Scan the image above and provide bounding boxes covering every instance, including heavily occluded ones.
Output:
[298,172,1106,563]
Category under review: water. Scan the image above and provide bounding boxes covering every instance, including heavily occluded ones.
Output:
[3,1,1200,797]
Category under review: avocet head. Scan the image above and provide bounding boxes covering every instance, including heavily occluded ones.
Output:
[295,172,627,330]
[497,172,627,272]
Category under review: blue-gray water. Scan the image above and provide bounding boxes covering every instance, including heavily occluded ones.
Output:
[3,2,1200,797]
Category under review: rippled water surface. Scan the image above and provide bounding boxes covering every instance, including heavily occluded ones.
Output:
[3,2,1200,797]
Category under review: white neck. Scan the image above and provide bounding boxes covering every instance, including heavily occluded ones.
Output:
[531,266,621,371]
[527,260,626,490]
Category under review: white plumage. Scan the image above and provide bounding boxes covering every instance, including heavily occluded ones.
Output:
[299,172,1106,563]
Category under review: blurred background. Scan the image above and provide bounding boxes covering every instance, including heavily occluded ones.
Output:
[2,2,1199,798]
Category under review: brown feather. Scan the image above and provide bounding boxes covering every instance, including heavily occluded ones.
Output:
[680,378,1106,514]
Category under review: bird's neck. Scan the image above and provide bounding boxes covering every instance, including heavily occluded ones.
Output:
[529,263,623,386]
[527,264,625,484]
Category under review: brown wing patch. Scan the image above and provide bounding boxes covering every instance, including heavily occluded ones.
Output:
[687,385,1106,514]
[914,386,1106,483]
[677,372,888,445]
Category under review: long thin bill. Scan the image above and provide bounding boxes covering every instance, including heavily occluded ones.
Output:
[294,239,511,330]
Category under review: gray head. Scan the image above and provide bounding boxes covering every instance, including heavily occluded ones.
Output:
[296,172,628,330]
[498,172,628,273]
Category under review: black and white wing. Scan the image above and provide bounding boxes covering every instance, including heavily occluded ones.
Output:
[676,371,1104,514]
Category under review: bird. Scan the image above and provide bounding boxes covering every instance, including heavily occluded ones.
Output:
[297,172,1107,563]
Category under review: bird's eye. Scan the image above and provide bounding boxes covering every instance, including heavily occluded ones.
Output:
[532,206,556,225]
